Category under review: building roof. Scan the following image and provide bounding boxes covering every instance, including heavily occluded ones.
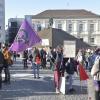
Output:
[38,28,91,49]
[32,9,100,19]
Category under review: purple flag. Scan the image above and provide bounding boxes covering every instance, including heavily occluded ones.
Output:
[9,19,41,52]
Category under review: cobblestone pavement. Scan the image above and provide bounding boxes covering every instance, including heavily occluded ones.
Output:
[0,58,88,100]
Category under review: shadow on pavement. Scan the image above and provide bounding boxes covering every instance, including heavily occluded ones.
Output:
[0,76,87,100]
[0,76,55,99]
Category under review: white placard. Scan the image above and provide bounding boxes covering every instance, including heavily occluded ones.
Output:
[60,77,66,94]
[42,39,49,46]
[63,41,76,58]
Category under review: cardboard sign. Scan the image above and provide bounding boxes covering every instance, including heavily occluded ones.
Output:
[63,41,76,58]
[42,39,49,46]
[60,77,66,94]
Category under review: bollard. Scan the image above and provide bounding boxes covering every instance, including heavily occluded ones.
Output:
[87,79,95,100]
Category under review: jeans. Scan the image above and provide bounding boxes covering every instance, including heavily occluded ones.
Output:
[32,62,40,78]
[4,67,10,83]
[23,59,28,69]
[54,70,61,90]
[68,74,73,90]
[13,56,16,62]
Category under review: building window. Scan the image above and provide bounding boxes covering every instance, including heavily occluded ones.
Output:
[58,23,62,29]
[79,24,83,33]
[45,23,49,28]
[37,24,41,31]
[68,24,73,33]
[90,24,94,33]
[80,38,83,41]
[11,22,17,28]
[90,38,94,43]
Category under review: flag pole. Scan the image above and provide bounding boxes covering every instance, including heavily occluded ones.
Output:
[78,63,89,93]
[80,80,83,92]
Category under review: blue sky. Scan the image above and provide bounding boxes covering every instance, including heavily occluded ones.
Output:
[5,0,100,25]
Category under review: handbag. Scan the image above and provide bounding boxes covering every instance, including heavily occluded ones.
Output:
[60,76,66,94]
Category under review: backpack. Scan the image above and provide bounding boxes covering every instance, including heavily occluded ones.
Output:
[35,56,41,64]
[0,51,4,68]
[66,59,77,74]
[29,54,33,61]
[3,49,10,60]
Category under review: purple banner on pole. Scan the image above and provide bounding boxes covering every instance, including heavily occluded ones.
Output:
[9,19,41,52]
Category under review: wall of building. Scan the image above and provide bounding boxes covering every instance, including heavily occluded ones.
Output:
[32,18,100,46]
[0,0,5,43]
[8,18,24,44]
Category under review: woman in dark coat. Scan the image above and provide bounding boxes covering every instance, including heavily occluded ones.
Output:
[54,46,63,94]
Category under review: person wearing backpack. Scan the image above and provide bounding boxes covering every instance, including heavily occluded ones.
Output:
[0,43,4,89]
[65,58,78,93]
[2,45,11,84]
[91,48,100,100]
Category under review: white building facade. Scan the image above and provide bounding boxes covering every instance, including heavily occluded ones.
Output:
[0,0,5,43]
[31,10,100,46]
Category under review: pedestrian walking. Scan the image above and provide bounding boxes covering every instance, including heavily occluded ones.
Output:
[76,49,84,66]
[91,48,100,100]
[54,45,63,94]
[65,58,78,93]
[35,51,41,78]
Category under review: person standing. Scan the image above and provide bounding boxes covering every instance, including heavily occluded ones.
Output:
[91,48,100,100]
[40,48,47,69]
[23,50,28,69]
[2,45,11,84]
[35,50,41,78]
[65,58,78,93]
[13,51,17,62]
[32,47,41,78]
[0,43,4,89]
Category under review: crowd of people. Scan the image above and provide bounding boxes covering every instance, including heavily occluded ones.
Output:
[0,43,100,99]
[21,46,99,94]
[22,45,100,99]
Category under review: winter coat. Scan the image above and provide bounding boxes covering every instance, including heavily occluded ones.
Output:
[91,58,100,80]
